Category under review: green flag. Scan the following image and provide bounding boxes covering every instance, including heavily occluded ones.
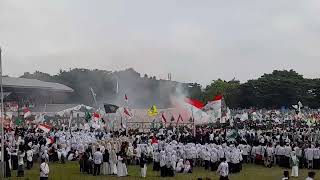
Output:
[159,121,163,129]
[85,112,92,122]
[15,117,23,126]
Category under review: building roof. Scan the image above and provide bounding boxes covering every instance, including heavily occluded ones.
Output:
[2,77,73,92]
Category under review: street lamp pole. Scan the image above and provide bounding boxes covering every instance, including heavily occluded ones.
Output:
[0,47,4,178]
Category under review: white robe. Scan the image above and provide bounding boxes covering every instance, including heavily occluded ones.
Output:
[291,156,299,177]
[291,166,298,177]
[109,150,117,174]
[140,164,147,178]
[102,162,110,175]
[117,156,128,177]
[176,160,184,172]
[183,164,191,173]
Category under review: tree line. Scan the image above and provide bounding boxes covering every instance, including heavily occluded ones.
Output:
[21,69,320,109]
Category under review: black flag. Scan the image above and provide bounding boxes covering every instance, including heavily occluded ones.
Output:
[104,104,119,114]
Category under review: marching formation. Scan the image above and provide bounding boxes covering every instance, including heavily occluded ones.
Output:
[1,112,320,180]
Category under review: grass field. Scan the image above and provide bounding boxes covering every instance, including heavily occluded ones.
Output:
[4,162,320,180]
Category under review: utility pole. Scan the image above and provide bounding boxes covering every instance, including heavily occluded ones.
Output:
[0,47,5,178]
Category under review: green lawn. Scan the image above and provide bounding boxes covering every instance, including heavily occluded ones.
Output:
[4,162,320,180]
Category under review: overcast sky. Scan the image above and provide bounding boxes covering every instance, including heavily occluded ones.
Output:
[1,0,320,85]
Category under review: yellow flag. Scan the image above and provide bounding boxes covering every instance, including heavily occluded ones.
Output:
[148,105,158,116]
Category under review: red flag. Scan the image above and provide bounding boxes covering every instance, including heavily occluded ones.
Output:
[93,112,100,118]
[151,136,158,144]
[124,108,132,117]
[161,113,167,123]
[214,95,223,101]
[93,112,101,121]
[185,98,204,109]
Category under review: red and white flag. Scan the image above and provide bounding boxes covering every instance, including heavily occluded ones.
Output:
[172,97,209,124]
[38,124,51,133]
[123,108,133,119]
[93,112,101,121]
[185,98,204,109]
[23,108,32,119]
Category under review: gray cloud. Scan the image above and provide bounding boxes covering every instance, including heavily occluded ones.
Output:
[1,0,320,85]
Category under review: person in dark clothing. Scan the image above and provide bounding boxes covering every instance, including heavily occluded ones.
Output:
[102,149,110,175]
[4,146,11,178]
[140,152,147,177]
[11,145,18,170]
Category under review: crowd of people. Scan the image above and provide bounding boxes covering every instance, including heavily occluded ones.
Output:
[0,108,320,180]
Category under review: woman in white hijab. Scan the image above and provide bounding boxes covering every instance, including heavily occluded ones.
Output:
[117,152,128,177]
[109,148,117,175]
[183,160,192,173]
[176,159,184,173]
[290,151,299,177]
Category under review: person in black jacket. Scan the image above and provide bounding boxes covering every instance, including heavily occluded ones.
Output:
[140,152,147,178]
[4,145,11,178]
[102,149,110,175]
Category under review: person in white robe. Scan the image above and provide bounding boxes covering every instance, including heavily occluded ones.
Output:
[127,143,134,165]
[204,147,211,170]
[284,144,292,168]
[217,158,229,180]
[26,149,33,169]
[183,160,192,173]
[265,143,274,168]
[313,146,320,169]
[306,171,316,180]
[135,146,142,165]
[109,149,117,175]
[230,146,242,173]
[290,152,299,177]
[117,153,128,177]
[176,159,184,173]
[153,149,160,171]
[210,147,219,171]
[17,150,25,177]
[171,151,177,172]
[305,145,314,169]
[160,151,167,177]
[40,158,50,180]
[166,152,174,177]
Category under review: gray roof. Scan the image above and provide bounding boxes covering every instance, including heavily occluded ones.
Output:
[2,77,73,92]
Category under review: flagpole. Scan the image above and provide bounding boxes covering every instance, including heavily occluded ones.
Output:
[90,87,98,108]
[191,106,196,137]
[0,47,4,178]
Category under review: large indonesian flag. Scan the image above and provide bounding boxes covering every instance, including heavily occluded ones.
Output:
[38,124,51,133]
[171,97,210,124]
